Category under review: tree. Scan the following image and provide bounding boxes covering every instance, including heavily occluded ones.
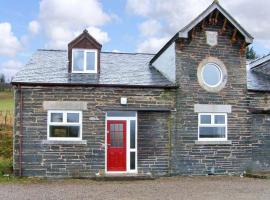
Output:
[246,47,258,60]
[0,73,5,83]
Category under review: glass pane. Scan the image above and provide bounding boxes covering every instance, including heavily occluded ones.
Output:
[200,115,211,124]
[51,113,63,122]
[50,126,80,138]
[130,152,135,170]
[215,115,225,124]
[110,124,124,147]
[86,52,95,71]
[67,113,80,123]
[130,120,136,149]
[73,50,84,71]
[199,127,225,138]
[202,63,222,86]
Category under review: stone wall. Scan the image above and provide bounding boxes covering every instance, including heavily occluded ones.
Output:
[172,14,252,175]
[14,86,175,177]
[137,112,172,176]
[248,91,270,171]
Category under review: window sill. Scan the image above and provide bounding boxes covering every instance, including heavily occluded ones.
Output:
[42,140,87,145]
[195,140,232,145]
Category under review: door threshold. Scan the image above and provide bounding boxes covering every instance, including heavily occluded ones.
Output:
[95,173,155,181]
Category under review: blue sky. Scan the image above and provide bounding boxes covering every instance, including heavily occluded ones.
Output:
[0,0,269,81]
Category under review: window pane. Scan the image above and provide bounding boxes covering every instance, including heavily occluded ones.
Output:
[200,115,211,124]
[130,120,136,149]
[202,63,222,86]
[50,126,80,138]
[199,127,226,138]
[110,124,124,147]
[51,113,63,122]
[67,113,80,123]
[73,50,84,71]
[86,52,95,71]
[215,115,225,124]
[130,152,135,170]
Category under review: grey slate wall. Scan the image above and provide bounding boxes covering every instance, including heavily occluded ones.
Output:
[248,91,270,172]
[14,86,175,177]
[172,16,252,175]
[137,112,172,176]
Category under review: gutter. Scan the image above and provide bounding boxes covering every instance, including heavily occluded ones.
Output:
[11,82,178,89]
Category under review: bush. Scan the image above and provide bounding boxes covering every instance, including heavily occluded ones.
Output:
[0,157,12,175]
[0,131,12,159]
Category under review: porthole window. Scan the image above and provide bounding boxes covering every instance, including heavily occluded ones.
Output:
[197,57,227,93]
[202,63,222,87]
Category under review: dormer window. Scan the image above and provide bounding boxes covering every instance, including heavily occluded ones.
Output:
[72,49,97,73]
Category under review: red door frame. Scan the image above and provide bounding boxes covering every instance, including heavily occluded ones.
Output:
[107,120,127,171]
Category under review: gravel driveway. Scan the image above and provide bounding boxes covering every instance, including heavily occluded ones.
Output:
[0,176,269,200]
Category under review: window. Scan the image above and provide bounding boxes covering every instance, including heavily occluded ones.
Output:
[198,113,227,141]
[47,111,82,140]
[202,63,222,87]
[72,49,97,73]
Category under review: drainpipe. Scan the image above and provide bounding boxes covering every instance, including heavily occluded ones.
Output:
[19,84,23,177]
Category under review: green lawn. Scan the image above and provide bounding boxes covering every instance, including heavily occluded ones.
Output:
[0,91,13,112]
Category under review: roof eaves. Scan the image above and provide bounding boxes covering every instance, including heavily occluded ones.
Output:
[178,2,253,44]
[11,82,178,89]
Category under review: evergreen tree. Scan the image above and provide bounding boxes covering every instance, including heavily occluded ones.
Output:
[246,47,258,59]
[0,73,5,83]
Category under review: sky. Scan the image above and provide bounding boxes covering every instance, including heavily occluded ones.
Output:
[0,0,270,81]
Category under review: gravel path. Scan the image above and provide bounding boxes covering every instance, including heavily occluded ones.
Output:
[0,177,269,200]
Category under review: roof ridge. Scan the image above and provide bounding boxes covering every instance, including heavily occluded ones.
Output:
[249,53,270,70]
[37,49,155,55]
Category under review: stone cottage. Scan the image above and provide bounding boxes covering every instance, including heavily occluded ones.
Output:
[11,1,270,177]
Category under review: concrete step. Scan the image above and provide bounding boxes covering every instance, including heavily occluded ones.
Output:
[94,173,156,181]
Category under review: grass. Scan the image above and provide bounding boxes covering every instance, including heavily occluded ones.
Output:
[0,91,13,112]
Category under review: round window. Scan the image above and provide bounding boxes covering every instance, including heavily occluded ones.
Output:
[202,63,222,87]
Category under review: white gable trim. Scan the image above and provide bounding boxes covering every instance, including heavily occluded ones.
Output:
[178,2,253,44]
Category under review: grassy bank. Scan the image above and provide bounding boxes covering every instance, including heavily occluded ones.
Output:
[0,91,14,176]
[0,91,13,112]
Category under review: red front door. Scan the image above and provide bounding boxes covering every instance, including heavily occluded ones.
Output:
[107,120,126,171]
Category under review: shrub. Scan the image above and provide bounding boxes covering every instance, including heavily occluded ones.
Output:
[0,131,12,159]
[0,157,12,175]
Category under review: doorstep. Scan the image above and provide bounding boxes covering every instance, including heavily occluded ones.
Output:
[94,173,156,181]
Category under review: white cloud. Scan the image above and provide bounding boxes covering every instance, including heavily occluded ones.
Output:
[86,26,110,44]
[0,60,23,81]
[0,22,21,56]
[127,0,270,53]
[36,0,112,49]
[137,37,169,53]
[28,20,40,34]
[112,49,120,53]
[139,20,162,37]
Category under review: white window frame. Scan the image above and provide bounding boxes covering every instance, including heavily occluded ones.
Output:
[47,110,83,141]
[198,113,227,141]
[72,48,98,73]
[105,112,138,174]
[201,63,223,88]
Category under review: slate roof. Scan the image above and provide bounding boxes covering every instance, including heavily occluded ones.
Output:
[12,50,175,87]
[247,55,270,91]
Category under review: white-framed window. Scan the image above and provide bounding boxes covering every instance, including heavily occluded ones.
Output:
[198,113,227,141]
[47,110,82,141]
[201,63,223,87]
[72,49,97,73]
